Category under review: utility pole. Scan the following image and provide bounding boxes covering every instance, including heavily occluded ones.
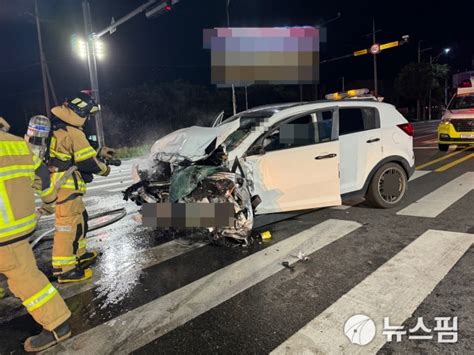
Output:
[341,76,345,91]
[226,0,237,115]
[372,19,378,96]
[82,0,105,147]
[429,55,433,120]
[34,0,50,117]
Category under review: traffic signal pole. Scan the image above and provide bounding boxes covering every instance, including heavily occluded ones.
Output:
[82,0,105,147]
[81,0,179,147]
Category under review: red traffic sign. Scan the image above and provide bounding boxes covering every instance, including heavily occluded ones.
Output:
[370,43,381,55]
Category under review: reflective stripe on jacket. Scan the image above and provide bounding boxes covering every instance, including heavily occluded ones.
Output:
[0,132,55,243]
[49,125,108,194]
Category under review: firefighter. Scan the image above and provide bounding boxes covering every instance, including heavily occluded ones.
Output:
[0,119,72,352]
[49,91,113,283]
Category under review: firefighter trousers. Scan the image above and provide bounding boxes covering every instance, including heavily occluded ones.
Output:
[52,189,88,273]
[0,240,71,331]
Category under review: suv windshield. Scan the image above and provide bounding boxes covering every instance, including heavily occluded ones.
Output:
[449,93,474,110]
[222,113,273,152]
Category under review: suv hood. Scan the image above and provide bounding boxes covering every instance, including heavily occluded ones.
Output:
[150,123,236,163]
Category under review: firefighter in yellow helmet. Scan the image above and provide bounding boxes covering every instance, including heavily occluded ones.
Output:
[49,91,112,283]
[0,119,72,352]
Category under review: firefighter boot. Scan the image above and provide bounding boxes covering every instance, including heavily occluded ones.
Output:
[24,321,71,352]
[57,266,93,284]
[78,250,98,269]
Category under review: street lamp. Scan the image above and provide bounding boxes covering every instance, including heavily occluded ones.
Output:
[72,35,105,61]
[428,47,451,120]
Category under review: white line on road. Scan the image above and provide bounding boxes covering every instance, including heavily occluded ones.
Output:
[87,179,133,191]
[397,172,474,218]
[106,186,129,192]
[331,205,352,210]
[409,170,430,181]
[271,229,474,355]
[44,219,361,354]
[414,133,436,140]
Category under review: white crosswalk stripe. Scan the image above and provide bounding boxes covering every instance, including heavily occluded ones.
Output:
[43,219,362,354]
[397,172,474,218]
[271,229,474,354]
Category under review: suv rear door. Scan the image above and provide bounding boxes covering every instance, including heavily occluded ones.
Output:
[338,106,382,194]
[244,107,341,214]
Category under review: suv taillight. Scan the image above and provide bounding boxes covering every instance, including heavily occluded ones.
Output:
[397,123,414,136]
[459,79,473,88]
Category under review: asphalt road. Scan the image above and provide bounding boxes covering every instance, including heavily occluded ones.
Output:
[0,120,473,354]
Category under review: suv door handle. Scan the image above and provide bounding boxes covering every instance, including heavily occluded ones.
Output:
[315,153,337,160]
[366,138,380,143]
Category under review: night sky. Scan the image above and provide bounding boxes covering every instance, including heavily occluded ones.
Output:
[1,0,473,133]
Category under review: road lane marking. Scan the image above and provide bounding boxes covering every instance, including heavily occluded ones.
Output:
[397,172,474,218]
[413,133,436,140]
[409,170,430,181]
[44,219,362,354]
[331,205,352,210]
[435,153,474,173]
[87,179,134,191]
[107,186,129,192]
[271,229,474,355]
[416,146,471,170]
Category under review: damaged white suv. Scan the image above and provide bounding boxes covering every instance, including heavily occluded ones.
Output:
[125,97,415,244]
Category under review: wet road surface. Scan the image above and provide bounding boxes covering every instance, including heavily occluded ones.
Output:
[0,120,473,354]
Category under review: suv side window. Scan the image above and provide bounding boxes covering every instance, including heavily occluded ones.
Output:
[339,107,379,135]
[258,109,336,153]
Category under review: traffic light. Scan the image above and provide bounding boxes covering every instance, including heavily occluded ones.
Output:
[146,0,175,18]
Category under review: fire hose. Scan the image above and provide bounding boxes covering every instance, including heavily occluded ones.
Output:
[31,208,127,249]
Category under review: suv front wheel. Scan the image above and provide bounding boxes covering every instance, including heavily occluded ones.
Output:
[366,162,408,208]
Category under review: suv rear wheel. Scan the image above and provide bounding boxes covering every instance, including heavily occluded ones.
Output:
[366,162,408,208]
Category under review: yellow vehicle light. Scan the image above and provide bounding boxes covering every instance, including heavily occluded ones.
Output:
[325,92,343,100]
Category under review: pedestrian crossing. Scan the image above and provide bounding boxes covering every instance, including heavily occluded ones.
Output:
[397,172,474,218]
[0,163,472,354]
[271,229,474,354]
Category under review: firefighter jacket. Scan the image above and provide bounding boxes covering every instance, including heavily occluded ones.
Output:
[0,131,56,244]
[48,122,110,196]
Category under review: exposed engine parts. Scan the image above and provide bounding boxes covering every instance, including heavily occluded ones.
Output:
[124,145,260,245]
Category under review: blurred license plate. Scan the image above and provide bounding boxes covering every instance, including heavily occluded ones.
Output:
[461,134,474,139]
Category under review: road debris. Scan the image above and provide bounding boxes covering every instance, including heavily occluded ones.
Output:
[260,231,272,240]
[281,261,295,271]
